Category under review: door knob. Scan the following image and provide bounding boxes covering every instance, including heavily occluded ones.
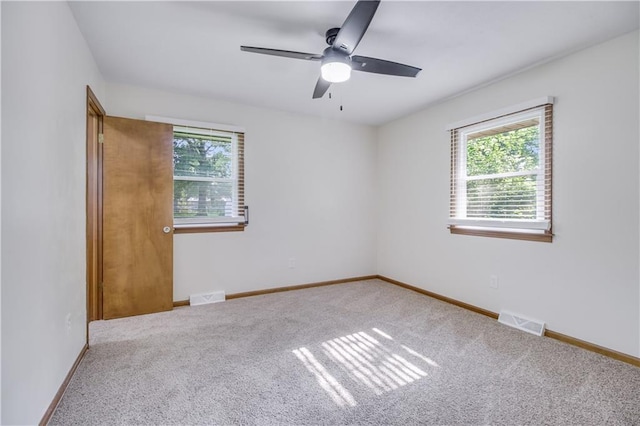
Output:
[163,226,171,234]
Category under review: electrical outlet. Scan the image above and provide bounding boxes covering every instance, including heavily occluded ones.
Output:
[288,258,296,269]
[489,275,499,289]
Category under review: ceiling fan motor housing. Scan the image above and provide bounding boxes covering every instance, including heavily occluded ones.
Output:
[322,47,351,65]
[325,27,341,46]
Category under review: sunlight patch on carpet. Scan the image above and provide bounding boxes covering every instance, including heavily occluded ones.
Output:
[292,347,357,407]
[402,344,440,367]
[372,328,393,340]
[293,328,438,406]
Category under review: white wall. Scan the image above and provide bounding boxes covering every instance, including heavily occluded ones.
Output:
[0,3,3,420]
[1,2,105,424]
[377,31,640,357]
[105,84,377,301]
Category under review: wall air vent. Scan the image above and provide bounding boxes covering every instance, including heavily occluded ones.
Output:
[498,310,545,336]
[189,291,225,306]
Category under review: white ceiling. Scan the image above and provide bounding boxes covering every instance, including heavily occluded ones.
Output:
[69,1,639,126]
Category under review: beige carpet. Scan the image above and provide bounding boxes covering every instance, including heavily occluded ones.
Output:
[51,279,640,425]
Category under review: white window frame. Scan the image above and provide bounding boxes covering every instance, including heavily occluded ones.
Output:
[446,98,553,240]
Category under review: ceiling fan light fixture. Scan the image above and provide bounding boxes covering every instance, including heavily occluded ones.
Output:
[321,61,352,83]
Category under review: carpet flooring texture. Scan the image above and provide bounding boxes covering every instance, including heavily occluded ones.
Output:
[51,279,640,425]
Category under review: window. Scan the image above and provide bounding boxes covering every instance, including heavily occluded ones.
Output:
[448,98,553,242]
[145,115,246,233]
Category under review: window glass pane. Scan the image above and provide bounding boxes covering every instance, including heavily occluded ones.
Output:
[466,175,537,219]
[174,180,234,219]
[173,133,232,179]
[466,125,539,176]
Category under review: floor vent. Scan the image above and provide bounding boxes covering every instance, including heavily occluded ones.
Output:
[190,291,225,306]
[498,310,545,336]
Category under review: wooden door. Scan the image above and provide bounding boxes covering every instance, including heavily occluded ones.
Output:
[86,86,105,325]
[102,116,174,319]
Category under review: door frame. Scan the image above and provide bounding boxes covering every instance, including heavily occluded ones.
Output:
[86,86,105,334]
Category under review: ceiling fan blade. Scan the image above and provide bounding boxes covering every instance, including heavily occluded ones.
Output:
[332,0,380,55]
[351,56,421,77]
[241,46,322,61]
[312,76,331,99]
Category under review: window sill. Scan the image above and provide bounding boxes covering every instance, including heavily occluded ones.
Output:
[174,224,246,234]
[449,226,552,243]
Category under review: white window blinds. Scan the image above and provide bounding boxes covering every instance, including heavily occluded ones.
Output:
[172,125,245,226]
[449,101,553,240]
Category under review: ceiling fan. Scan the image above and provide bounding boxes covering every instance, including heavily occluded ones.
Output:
[240,0,421,99]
